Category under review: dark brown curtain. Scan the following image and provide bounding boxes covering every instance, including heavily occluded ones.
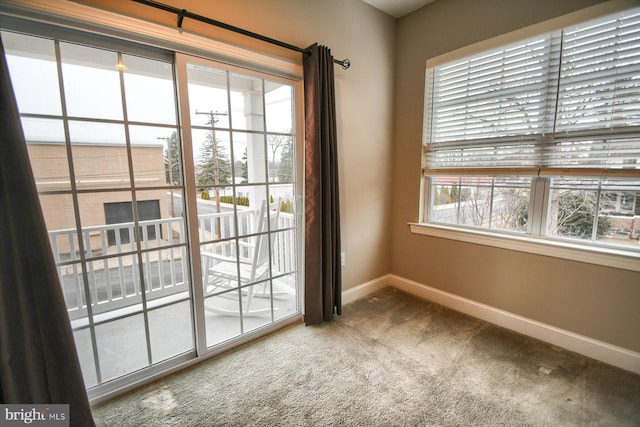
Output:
[0,39,95,426]
[303,44,342,325]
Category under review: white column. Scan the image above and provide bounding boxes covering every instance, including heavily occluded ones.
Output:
[243,80,267,229]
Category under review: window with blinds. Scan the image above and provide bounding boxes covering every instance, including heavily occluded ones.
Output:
[420,6,640,255]
[423,7,640,177]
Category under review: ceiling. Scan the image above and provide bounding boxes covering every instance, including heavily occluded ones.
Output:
[361,0,436,18]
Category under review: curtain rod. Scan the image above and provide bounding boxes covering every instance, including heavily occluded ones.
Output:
[131,0,351,70]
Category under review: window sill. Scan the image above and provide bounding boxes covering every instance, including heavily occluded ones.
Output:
[409,222,640,273]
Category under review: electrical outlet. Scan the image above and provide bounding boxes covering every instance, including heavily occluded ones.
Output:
[341,252,345,266]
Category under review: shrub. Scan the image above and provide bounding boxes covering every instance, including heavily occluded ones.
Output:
[280,199,294,213]
[219,195,249,206]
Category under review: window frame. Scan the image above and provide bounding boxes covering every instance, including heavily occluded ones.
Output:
[415,1,640,272]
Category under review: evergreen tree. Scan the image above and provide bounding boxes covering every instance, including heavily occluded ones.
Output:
[163,131,180,185]
[196,130,231,189]
[241,147,248,182]
[450,184,459,202]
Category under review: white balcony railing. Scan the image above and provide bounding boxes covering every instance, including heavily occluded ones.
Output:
[49,210,296,322]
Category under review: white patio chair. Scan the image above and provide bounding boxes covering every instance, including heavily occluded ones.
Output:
[201,199,289,316]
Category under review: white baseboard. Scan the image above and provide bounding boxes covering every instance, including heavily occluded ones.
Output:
[342,274,640,375]
[342,275,390,304]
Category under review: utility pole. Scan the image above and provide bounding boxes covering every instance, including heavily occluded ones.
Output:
[195,110,228,240]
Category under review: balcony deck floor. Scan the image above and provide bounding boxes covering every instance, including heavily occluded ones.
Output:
[72,283,299,389]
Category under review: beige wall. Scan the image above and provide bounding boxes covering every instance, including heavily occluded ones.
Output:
[80,0,397,290]
[391,0,640,353]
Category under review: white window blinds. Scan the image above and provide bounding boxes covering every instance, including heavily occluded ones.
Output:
[423,7,640,178]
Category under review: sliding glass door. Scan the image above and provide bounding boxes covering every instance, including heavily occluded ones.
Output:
[1,26,301,398]
[177,55,300,348]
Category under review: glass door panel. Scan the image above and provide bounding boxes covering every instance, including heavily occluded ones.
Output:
[2,30,194,390]
[181,57,300,349]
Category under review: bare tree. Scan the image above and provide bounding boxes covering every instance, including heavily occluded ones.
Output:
[267,134,291,180]
[491,187,530,232]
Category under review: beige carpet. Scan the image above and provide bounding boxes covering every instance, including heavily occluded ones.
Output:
[92,287,640,426]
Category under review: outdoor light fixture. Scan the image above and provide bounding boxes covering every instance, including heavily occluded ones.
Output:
[114,57,128,71]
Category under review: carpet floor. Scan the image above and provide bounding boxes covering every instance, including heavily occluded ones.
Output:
[92,287,640,426]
